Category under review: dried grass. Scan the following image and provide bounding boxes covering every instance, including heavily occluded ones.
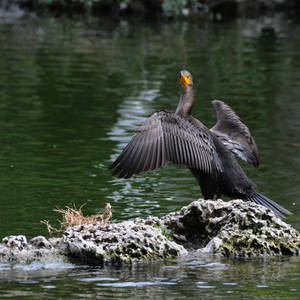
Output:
[41,203,112,236]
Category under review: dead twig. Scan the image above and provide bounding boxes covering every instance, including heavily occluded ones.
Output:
[41,202,112,236]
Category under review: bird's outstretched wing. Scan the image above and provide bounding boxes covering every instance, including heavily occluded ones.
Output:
[110,110,223,178]
[210,100,259,168]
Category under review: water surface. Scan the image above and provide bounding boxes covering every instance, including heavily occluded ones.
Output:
[0,12,300,299]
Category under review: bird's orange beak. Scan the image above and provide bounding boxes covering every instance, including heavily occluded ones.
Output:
[180,73,190,86]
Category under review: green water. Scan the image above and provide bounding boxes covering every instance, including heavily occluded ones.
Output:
[0,12,300,299]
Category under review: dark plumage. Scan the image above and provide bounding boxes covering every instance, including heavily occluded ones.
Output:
[110,70,292,218]
[211,100,259,168]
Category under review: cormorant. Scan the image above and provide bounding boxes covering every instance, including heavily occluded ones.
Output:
[109,70,292,218]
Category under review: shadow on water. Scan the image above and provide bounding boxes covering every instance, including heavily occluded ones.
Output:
[0,11,300,299]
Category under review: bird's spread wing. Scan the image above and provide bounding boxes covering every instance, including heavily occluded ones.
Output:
[110,110,223,178]
[210,100,259,168]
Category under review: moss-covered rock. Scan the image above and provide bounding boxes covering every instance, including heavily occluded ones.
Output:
[59,221,187,265]
[161,199,300,258]
[0,199,299,265]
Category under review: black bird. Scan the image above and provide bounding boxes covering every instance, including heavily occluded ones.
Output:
[110,70,292,218]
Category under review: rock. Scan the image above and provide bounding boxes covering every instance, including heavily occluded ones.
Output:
[60,221,187,265]
[161,199,300,258]
[2,235,28,250]
[0,199,299,264]
[29,236,53,249]
[0,235,67,264]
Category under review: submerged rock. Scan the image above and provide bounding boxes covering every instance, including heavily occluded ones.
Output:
[0,199,299,264]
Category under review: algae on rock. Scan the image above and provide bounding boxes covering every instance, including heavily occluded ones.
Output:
[0,199,299,265]
[161,199,300,258]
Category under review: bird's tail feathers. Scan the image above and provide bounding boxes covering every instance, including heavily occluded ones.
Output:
[247,192,292,218]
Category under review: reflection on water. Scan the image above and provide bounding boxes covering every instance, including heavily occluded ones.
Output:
[0,12,300,299]
[0,254,300,299]
[108,80,162,159]
[238,13,290,38]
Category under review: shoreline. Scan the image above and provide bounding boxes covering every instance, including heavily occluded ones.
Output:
[1,0,299,20]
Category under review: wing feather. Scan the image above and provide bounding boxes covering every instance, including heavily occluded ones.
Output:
[110,110,223,178]
[134,130,149,174]
[211,100,259,168]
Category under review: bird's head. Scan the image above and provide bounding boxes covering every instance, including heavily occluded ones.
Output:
[179,70,193,87]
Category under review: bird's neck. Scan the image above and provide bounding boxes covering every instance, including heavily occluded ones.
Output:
[176,86,194,117]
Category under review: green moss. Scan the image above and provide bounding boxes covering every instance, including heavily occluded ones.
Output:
[153,225,174,241]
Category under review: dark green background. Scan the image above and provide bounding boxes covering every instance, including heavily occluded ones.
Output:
[0,14,299,299]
